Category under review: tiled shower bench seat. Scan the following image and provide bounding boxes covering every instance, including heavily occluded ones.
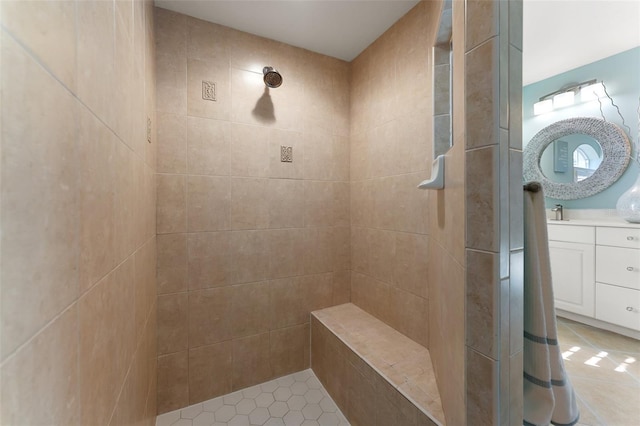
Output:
[311,303,445,426]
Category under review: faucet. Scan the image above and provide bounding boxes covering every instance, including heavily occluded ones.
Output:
[551,204,564,221]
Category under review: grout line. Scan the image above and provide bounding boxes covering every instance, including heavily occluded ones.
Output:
[574,391,607,426]
[559,318,640,424]
[72,3,82,424]
[1,20,147,163]
[0,301,77,369]
[562,320,640,385]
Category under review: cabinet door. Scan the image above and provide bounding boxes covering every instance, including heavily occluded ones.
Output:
[548,241,595,316]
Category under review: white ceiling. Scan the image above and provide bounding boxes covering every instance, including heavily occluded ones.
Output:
[154,0,420,62]
[523,0,640,85]
[155,0,640,84]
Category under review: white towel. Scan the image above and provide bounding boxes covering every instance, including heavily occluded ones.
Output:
[523,186,580,426]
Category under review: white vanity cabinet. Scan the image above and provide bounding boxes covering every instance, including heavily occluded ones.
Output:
[594,227,640,331]
[548,225,595,317]
[548,221,640,335]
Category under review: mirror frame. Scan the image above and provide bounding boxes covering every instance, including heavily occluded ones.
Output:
[524,117,631,200]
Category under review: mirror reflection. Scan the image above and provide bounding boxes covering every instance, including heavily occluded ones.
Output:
[539,134,603,184]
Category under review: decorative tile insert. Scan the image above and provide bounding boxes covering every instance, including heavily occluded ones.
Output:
[201,81,216,101]
[155,369,349,426]
[281,146,293,163]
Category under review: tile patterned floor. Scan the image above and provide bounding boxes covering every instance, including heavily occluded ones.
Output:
[155,369,349,426]
[557,317,640,426]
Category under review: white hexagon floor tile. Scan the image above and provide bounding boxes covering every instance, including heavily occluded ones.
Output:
[155,369,349,426]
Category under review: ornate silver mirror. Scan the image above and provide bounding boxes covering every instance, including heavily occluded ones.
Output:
[524,117,631,200]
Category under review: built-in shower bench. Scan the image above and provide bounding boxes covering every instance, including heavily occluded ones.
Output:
[310,303,445,426]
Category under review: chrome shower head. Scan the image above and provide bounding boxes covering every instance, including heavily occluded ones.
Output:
[263,66,283,88]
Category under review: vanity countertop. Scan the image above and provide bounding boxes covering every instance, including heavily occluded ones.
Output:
[547,218,640,229]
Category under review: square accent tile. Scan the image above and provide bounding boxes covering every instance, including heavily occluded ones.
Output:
[202,81,216,101]
[280,146,293,163]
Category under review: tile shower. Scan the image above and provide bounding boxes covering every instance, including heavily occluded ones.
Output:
[153,1,444,414]
[1,1,523,425]
[154,6,351,413]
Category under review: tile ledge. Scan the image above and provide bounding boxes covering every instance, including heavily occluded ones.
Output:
[311,303,445,426]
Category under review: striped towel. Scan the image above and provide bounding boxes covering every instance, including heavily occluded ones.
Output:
[523,186,579,426]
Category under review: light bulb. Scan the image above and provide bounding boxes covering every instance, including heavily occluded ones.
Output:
[580,82,606,102]
[533,99,553,115]
[553,91,575,108]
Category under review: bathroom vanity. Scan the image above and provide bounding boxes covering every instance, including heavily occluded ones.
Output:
[548,219,640,338]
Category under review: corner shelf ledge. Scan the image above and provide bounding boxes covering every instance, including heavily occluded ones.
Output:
[418,155,445,190]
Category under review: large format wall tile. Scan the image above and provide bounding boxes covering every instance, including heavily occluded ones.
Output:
[187,116,231,176]
[76,0,115,125]
[156,52,186,115]
[188,341,233,404]
[187,232,232,290]
[1,35,80,360]
[157,293,188,355]
[230,177,269,230]
[231,281,271,338]
[157,113,187,174]
[135,237,157,342]
[267,229,305,278]
[157,174,187,234]
[78,107,118,294]
[1,2,157,425]
[1,0,77,91]
[157,233,188,294]
[79,259,136,425]
[267,179,305,229]
[186,175,230,232]
[270,324,309,377]
[188,287,234,347]
[232,333,272,391]
[0,306,79,426]
[157,351,189,413]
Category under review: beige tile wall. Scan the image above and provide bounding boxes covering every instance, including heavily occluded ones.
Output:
[349,0,439,350]
[464,0,523,425]
[348,1,471,423]
[425,1,467,424]
[155,8,351,414]
[425,1,524,424]
[0,1,158,425]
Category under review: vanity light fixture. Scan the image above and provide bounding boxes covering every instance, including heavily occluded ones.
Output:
[533,79,605,115]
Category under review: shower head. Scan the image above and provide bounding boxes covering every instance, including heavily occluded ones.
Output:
[263,66,283,88]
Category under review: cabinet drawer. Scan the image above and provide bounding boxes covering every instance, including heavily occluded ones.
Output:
[595,283,640,331]
[547,224,594,244]
[597,227,640,249]
[596,246,640,290]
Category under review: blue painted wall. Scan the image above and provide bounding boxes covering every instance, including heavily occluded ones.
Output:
[523,47,640,209]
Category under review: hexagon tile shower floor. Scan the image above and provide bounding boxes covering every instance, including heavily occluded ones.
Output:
[155,370,350,426]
